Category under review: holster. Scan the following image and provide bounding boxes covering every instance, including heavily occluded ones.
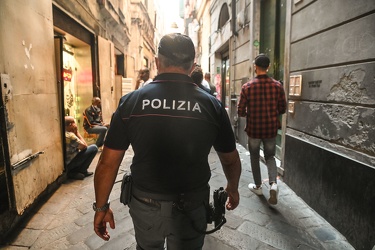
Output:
[120,172,133,205]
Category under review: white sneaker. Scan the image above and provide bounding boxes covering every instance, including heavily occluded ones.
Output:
[268,183,279,205]
[248,183,263,196]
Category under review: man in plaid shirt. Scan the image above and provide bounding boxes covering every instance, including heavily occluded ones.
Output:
[237,54,286,205]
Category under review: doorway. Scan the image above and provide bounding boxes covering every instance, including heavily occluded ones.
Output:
[54,32,95,143]
[260,0,286,159]
[221,54,230,112]
[53,6,97,146]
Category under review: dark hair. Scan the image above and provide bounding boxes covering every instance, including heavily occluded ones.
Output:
[190,66,203,85]
[254,53,270,69]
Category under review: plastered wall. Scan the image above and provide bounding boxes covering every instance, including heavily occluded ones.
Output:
[287,0,375,165]
[0,0,64,214]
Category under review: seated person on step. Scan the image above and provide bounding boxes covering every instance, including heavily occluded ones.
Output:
[83,97,109,147]
[65,116,98,180]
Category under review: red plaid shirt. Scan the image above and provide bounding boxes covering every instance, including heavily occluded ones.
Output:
[237,74,286,139]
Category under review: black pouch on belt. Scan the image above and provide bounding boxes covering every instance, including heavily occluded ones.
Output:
[120,173,133,205]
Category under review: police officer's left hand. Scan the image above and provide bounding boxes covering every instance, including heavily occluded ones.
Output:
[94,208,115,241]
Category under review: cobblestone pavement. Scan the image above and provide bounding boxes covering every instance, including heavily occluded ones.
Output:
[1,144,354,250]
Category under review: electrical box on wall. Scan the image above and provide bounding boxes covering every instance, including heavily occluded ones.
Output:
[288,101,295,114]
[289,75,302,96]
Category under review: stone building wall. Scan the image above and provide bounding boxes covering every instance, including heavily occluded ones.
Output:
[284,1,375,249]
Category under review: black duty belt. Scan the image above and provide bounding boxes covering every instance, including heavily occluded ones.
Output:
[132,185,209,211]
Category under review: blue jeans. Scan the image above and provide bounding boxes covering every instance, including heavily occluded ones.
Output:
[86,126,107,147]
[67,145,98,173]
[129,197,207,250]
[248,137,277,186]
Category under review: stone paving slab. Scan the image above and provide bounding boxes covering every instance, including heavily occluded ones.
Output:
[24,212,55,230]
[7,228,40,247]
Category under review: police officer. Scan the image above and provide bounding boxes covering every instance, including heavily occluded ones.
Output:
[93,33,241,250]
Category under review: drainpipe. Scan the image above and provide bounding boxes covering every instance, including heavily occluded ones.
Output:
[232,0,238,36]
